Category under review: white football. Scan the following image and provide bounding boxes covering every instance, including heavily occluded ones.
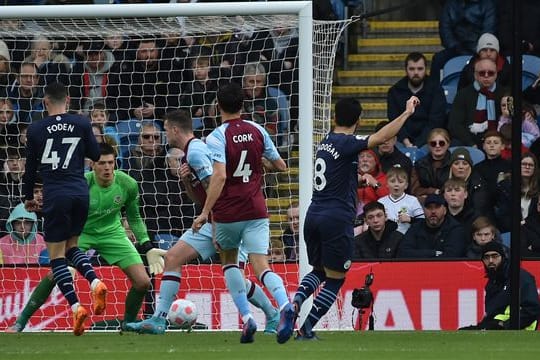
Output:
[167,299,198,327]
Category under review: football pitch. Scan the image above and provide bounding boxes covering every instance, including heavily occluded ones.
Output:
[2,331,539,360]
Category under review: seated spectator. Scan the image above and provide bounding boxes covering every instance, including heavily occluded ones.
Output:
[123,121,166,173]
[24,35,70,87]
[8,61,44,123]
[397,193,465,258]
[0,40,15,98]
[498,98,540,148]
[377,166,424,234]
[0,146,25,205]
[448,147,490,217]
[457,33,512,90]
[387,52,446,148]
[466,216,503,259]
[410,128,452,203]
[0,202,45,265]
[448,58,506,147]
[443,178,477,239]
[430,0,496,82]
[356,149,389,218]
[269,239,286,263]
[353,201,402,260]
[520,153,540,221]
[0,98,17,148]
[280,201,299,261]
[521,196,540,258]
[374,121,413,178]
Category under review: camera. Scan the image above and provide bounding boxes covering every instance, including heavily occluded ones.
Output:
[351,271,374,309]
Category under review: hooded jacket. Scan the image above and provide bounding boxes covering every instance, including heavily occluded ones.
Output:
[0,203,45,264]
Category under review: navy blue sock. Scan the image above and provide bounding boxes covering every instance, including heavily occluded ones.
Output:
[66,247,98,284]
[301,277,345,334]
[293,270,326,307]
[51,258,78,306]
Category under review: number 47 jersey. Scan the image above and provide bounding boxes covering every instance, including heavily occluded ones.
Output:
[23,113,100,199]
[310,132,369,221]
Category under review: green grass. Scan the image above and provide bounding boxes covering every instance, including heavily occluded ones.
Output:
[1,331,540,360]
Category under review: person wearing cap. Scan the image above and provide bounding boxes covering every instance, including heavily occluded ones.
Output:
[430,0,497,82]
[448,147,491,217]
[457,33,512,90]
[449,58,507,147]
[397,193,465,258]
[460,241,540,330]
[69,40,116,113]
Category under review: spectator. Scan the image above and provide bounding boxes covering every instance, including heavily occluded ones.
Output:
[448,58,506,147]
[24,35,70,88]
[521,196,540,258]
[240,62,280,140]
[520,153,540,221]
[448,147,490,217]
[373,121,413,178]
[104,34,131,62]
[460,241,540,330]
[0,146,25,205]
[465,216,503,259]
[443,178,477,239]
[70,41,115,113]
[457,33,512,90]
[269,239,286,263]
[8,61,44,124]
[280,201,299,261]
[356,149,389,218]
[221,18,265,78]
[397,193,465,258]
[498,98,540,148]
[410,128,452,203]
[106,36,182,122]
[0,202,45,265]
[123,121,166,173]
[387,52,446,147]
[353,201,402,260]
[0,98,18,148]
[431,0,496,82]
[0,40,15,98]
[377,166,424,234]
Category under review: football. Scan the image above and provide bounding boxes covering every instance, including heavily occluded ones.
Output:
[167,299,198,327]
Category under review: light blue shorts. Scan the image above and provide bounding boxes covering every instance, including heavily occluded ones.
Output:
[180,222,250,263]
[214,218,270,255]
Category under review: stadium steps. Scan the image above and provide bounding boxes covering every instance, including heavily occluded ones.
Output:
[335,20,442,133]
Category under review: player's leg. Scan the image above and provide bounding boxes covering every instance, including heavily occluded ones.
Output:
[126,225,215,334]
[216,221,257,343]
[238,250,279,334]
[121,263,151,323]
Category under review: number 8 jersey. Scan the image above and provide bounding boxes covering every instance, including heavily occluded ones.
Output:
[310,132,369,221]
[205,118,281,223]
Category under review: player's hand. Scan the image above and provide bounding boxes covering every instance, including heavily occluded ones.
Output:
[192,213,208,233]
[24,199,41,213]
[406,96,420,114]
[146,248,167,275]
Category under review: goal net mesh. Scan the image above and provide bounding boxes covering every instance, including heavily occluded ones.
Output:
[0,12,351,331]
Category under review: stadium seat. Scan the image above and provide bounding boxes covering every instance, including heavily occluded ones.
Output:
[499,232,511,248]
[154,233,179,250]
[440,55,471,108]
[449,146,485,165]
[522,54,540,90]
[395,143,428,164]
[116,119,142,160]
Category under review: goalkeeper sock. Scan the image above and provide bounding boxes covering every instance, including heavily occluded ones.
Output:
[223,265,251,317]
[65,247,98,284]
[293,269,326,308]
[246,279,275,318]
[124,287,147,323]
[302,277,344,332]
[17,275,56,328]
[259,269,289,309]
[51,258,78,306]
[155,271,181,319]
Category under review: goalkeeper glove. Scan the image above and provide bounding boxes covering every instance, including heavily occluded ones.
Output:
[146,248,167,275]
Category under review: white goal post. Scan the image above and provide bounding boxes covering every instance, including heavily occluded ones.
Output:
[0,2,354,331]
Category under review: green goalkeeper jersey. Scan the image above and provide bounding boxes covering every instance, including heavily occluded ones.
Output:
[83,170,149,245]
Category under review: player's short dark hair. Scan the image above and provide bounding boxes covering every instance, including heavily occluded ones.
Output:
[217,82,244,114]
[44,82,68,104]
[99,142,116,157]
[363,201,386,216]
[334,97,362,127]
[164,109,192,132]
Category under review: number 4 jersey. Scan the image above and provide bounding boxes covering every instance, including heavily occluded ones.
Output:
[205,118,281,223]
[310,132,369,221]
[23,113,100,200]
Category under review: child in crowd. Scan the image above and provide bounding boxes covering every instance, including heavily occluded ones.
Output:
[378,166,424,234]
[498,96,540,148]
[465,216,502,259]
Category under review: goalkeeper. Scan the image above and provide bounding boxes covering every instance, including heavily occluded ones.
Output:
[8,143,166,332]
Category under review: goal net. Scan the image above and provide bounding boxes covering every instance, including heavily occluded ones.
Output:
[0,2,352,331]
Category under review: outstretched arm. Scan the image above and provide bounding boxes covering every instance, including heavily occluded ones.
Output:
[368,96,419,148]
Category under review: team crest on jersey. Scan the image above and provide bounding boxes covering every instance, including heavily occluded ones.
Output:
[114,195,122,204]
[355,135,368,141]
[343,260,352,270]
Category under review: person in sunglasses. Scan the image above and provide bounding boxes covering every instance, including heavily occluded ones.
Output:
[449,58,507,147]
